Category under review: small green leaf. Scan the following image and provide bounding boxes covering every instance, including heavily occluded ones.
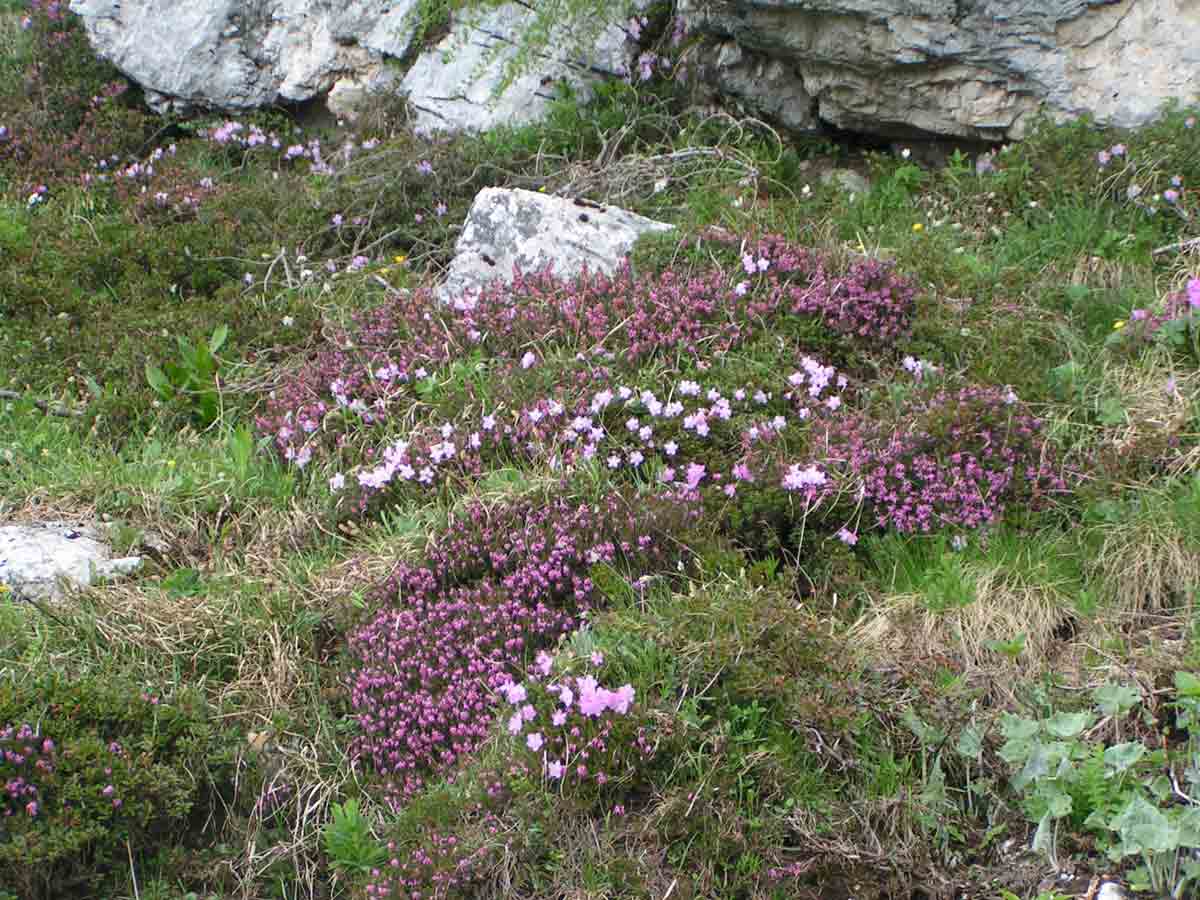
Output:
[955,723,985,761]
[1175,671,1200,698]
[1044,710,1094,739]
[1000,713,1040,742]
[209,323,229,354]
[1094,683,1142,717]
[1103,741,1147,773]
[145,364,172,399]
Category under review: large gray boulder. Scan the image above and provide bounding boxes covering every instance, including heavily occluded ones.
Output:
[683,0,1200,141]
[436,188,674,309]
[68,0,639,122]
[0,521,142,603]
[69,0,421,113]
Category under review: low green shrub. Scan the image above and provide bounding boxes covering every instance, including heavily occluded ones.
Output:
[0,674,242,900]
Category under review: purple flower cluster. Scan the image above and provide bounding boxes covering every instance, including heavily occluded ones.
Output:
[1,724,53,819]
[257,234,915,471]
[498,667,656,796]
[1095,139,1194,219]
[1112,276,1200,347]
[806,382,1065,532]
[345,492,675,802]
[334,359,848,512]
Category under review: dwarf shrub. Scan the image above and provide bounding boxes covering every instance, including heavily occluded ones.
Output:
[0,675,241,900]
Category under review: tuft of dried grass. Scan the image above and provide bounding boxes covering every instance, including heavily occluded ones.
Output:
[1094,355,1200,477]
[1086,504,1200,616]
[850,562,1076,679]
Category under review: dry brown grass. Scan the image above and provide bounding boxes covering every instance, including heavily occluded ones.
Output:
[1085,504,1200,616]
[849,562,1077,682]
[1092,354,1200,477]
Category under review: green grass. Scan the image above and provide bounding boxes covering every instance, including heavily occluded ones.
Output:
[3,9,1200,899]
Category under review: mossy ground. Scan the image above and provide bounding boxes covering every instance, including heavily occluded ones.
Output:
[3,6,1200,900]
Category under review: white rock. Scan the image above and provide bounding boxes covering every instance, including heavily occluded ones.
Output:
[70,0,419,113]
[0,522,143,602]
[436,188,674,308]
[401,2,634,136]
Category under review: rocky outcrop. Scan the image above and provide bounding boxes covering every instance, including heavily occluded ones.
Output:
[0,521,142,602]
[401,3,634,136]
[683,0,1200,141]
[436,188,674,308]
[68,0,639,124]
[68,0,420,113]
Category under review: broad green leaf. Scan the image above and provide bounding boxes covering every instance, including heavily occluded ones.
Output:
[1147,774,1173,803]
[145,363,172,398]
[1103,741,1146,773]
[1112,794,1177,854]
[1014,741,1053,791]
[1042,784,1073,819]
[1000,713,1040,742]
[1045,710,1094,739]
[1175,671,1200,698]
[955,723,984,761]
[1093,683,1142,717]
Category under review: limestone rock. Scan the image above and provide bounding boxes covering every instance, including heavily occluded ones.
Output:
[401,3,635,136]
[69,0,420,113]
[436,188,674,308]
[683,0,1200,141]
[821,168,871,196]
[69,0,639,124]
[0,521,143,602]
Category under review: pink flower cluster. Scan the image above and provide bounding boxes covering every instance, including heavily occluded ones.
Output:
[344,492,676,802]
[335,359,847,511]
[256,234,915,471]
[500,670,649,792]
[805,382,1066,532]
[1,723,52,819]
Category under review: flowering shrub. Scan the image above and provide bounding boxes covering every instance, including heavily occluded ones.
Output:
[258,234,916,479]
[345,490,680,803]
[1109,276,1200,359]
[0,676,241,900]
[496,662,659,809]
[805,379,1066,533]
[0,0,150,193]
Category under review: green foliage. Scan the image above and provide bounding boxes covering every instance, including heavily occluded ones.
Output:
[998,676,1200,897]
[145,324,228,426]
[0,675,241,900]
[323,798,387,874]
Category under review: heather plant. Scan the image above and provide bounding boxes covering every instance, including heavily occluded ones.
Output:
[807,374,1067,534]
[496,658,659,812]
[0,675,241,900]
[258,234,917,481]
[0,0,150,193]
[345,489,682,803]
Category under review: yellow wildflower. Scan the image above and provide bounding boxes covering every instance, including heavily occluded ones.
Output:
[393,255,407,265]
[1113,320,1126,330]
[911,223,924,233]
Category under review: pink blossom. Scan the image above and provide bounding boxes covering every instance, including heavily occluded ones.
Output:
[526,732,544,751]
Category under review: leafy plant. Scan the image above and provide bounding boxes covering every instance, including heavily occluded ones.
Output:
[144,324,228,426]
[322,798,387,874]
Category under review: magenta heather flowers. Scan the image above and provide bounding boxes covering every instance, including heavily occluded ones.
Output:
[808,382,1066,533]
[344,491,678,802]
[256,234,916,474]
